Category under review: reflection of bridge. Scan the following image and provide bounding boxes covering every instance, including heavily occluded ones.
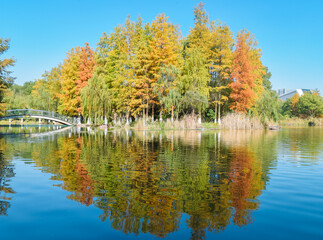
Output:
[0,109,76,126]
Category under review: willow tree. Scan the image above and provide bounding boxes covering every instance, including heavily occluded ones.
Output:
[81,72,112,124]
[0,38,15,114]
[153,65,181,122]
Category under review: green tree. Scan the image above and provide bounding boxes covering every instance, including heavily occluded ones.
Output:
[181,47,210,122]
[297,93,323,118]
[254,90,281,123]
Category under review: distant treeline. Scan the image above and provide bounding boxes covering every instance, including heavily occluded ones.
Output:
[2,2,323,124]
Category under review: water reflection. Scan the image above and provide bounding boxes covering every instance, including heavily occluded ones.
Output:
[0,137,15,216]
[7,129,277,238]
[4,127,323,238]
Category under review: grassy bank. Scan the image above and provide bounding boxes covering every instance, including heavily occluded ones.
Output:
[279,117,323,126]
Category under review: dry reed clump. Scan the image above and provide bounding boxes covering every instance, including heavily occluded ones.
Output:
[132,114,202,130]
[164,114,201,130]
[220,113,264,130]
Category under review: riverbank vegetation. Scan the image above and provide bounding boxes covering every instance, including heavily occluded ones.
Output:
[2,2,323,129]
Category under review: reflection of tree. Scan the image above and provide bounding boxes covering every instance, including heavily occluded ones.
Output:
[228,147,264,226]
[59,137,95,206]
[0,137,15,216]
[26,129,276,238]
[280,128,323,164]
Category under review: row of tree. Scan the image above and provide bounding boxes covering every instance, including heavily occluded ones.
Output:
[4,2,280,124]
[282,92,323,118]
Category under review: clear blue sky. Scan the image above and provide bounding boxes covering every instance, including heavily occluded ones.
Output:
[1,0,322,91]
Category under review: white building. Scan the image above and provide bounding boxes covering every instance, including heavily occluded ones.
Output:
[277,89,313,101]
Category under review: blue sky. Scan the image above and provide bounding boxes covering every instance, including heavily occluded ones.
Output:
[1,0,322,91]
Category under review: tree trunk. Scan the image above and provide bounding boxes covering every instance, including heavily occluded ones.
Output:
[171,106,174,122]
[198,110,202,124]
[214,102,218,123]
[126,111,130,125]
[143,108,145,126]
[218,103,221,124]
[152,104,154,122]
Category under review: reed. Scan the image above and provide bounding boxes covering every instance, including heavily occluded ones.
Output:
[220,113,264,130]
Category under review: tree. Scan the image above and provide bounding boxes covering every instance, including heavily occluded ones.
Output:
[254,90,281,123]
[187,2,210,52]
[0,38,15,114]
[289,93,300,116]
[58,47,81,116]
[209,22,234,122]
[181,47,210,122]
[153,65,181,121]
[229,30,257,113]
[148,13,181,120]
[297,93,323,118]
[81,72,112,123]
[262,67,272,90]
[31,66,61,111]
[5,82,34,109]
[77,43,96,114]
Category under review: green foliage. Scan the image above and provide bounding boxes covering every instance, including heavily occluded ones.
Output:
[5,82,35,109]
[262,67,272,90]
[181,47,210,115]
[297,93,323,118]
[281,92,323,119]
[252,90,281,123]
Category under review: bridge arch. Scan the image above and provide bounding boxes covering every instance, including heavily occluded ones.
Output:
[0,109,76,126]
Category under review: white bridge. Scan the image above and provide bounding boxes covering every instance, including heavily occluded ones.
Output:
[0,109,76,126]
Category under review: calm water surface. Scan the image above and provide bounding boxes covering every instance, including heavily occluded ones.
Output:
[0,126,323,239]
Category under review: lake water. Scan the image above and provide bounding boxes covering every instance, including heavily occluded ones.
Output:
[1,126,323,239]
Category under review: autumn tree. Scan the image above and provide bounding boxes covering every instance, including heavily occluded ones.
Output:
[76,43,96,114]
[229,30,257,113]
[148,13,182,121]
[58,47,81,116]
[0,38,15,114]
[209,22,234,122]
[187,2,210,52]
[32,65,61,111]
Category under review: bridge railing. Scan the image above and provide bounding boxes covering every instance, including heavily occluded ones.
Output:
[6,109,77,124]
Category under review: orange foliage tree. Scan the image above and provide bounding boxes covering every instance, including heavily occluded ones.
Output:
[229,30,257,113]
[77,43,96,114]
